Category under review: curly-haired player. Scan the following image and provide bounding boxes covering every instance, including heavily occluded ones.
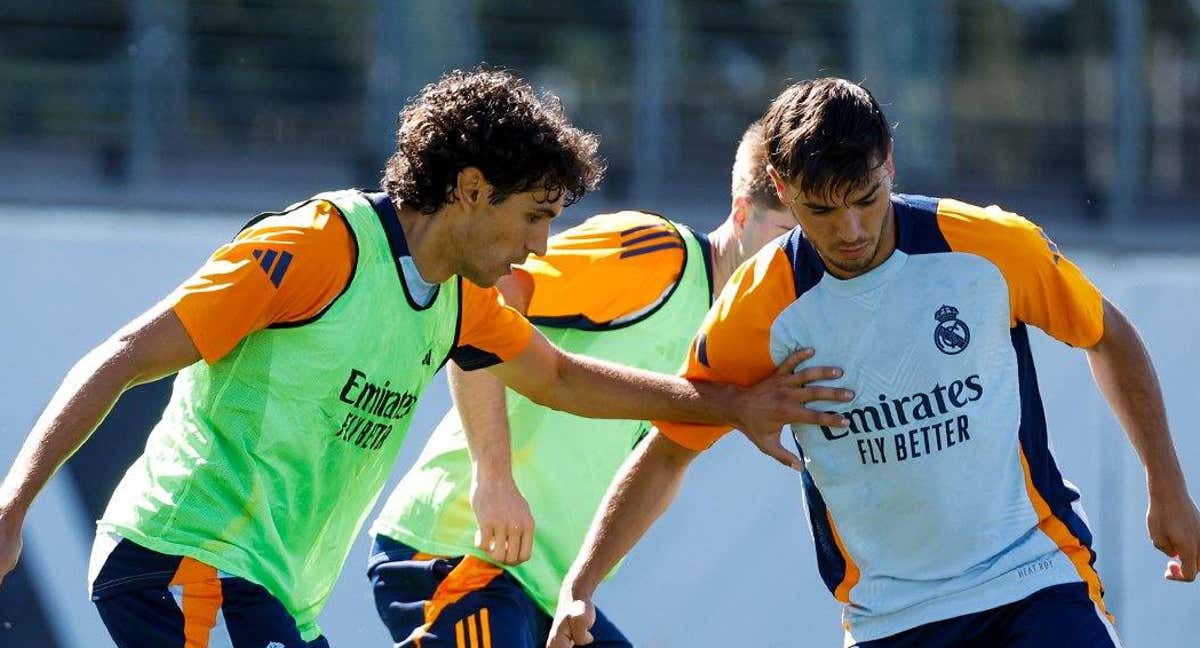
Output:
[0,69,848,648]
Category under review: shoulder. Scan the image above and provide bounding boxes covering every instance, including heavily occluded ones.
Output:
[550,210,680,251]
[717,236,801,317]
[238,199,350,241]
[928,197,1050,261]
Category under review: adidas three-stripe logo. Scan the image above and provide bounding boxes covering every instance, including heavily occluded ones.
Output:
[251,249,293,287]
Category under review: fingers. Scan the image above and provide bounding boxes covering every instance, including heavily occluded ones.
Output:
[774,347,816,376]
[566,600,595,645]
[519,520,534,564]
[547,621,573,648]
[547,600,595,648]
[477,525,505,564]
[1166,552,1195,583]
[784,364,844,386]
[747,432,802,471]
[785,384,854,404]
[502,523,522,565]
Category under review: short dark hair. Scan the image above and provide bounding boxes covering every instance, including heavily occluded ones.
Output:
[761,78,891,203]
[731,120,784,212]
[383,68,605,215]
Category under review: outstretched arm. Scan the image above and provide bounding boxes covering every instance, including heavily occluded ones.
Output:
[0,302,202,586]
[487,337,850,468]
[547,431,699,648]
[1086,297,1199,582]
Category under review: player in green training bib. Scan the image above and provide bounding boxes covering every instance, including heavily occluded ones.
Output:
[366,122,799,647]
[0,70,851,648]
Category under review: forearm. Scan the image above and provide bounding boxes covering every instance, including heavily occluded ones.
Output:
[563,432,694,597]
[1,306,199,521]
[450,363,514,482]
[1087,301,1186,492]
[0,343,138,519]
[535,351,738,426]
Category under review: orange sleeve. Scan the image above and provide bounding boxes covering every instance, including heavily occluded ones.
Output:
[655,245,798,451]
[936,199,1104,347]
[171,200,354,363]
[520,211,687,326]
[450,280,535,370]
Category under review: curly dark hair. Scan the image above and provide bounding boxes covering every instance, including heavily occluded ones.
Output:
[382,68,605,215]
[762,78,892,204]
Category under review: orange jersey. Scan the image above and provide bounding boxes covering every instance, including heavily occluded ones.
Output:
[171,199,531,367]
[516,210,693,326]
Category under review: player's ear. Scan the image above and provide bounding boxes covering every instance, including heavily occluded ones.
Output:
[766,164,790,206]
[731,196,751,232]
[456,167,487,206]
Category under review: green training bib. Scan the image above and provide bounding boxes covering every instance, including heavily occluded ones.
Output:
[99,190,459,640]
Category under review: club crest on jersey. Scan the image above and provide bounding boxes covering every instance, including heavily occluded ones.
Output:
[934,305,970,355]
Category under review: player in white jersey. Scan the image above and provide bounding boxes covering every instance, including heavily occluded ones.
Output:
[547,78,1200,648]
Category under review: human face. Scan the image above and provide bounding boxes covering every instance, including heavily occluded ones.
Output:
[740,205,800,257]
[773,161,896,279]
[458,186,563,287]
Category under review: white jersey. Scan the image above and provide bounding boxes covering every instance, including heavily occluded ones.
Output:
[658,195,1110,643]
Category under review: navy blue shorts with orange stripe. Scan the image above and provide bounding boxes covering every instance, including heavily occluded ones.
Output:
[853,583,1121,648]
[90,537,328,648]
[368,535,632,648]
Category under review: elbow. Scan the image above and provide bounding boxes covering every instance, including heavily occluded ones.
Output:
[526,349,574,410]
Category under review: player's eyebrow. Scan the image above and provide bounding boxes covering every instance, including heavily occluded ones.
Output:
[803,181,882,211]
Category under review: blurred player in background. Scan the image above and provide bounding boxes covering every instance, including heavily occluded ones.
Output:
[549,77,1200,648]
[0,69,842,648]
[364,121,808,648]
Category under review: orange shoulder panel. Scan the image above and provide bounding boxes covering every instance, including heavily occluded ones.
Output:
[454,279,534,369]
[936,199,1104,347]
[655,244,797,451]
[171,200,354,363]
[521,211,687,325]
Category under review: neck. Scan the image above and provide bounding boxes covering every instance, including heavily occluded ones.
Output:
[395,200,457,284]
[706,218,745,298]
[825,200,899,280]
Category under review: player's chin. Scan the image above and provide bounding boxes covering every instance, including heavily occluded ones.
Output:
[466,265,506,288]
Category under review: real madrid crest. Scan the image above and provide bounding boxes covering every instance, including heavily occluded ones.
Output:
[934,304,970,355]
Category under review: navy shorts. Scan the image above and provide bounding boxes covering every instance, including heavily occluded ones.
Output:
[854,582,1122,647]
[368,534,632,648]
[90,535,328,648]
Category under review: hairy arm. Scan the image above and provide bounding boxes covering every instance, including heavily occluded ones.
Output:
[453,270,536,565]
[1086,297,1199,582]
[0,302,202,586]
[547,431,698,647]
[488,335,849,454]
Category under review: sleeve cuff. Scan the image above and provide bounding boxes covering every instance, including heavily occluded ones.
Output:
[653,420,729,452]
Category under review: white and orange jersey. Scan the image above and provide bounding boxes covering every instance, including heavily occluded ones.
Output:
[657,195,1111,644]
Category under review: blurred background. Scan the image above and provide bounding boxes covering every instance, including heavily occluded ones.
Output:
[1,0,1198,646]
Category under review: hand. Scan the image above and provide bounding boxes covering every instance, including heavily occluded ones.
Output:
[1147,483,1200,582]
[547,597,596,648]
[0,511,23,588]
[732,348,852,470]
[472,474,535,566]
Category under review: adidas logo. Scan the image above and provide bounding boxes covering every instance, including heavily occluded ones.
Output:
[251,249,294,288]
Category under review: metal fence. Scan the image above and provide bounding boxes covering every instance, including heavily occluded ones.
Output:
[1,0,1198,224]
